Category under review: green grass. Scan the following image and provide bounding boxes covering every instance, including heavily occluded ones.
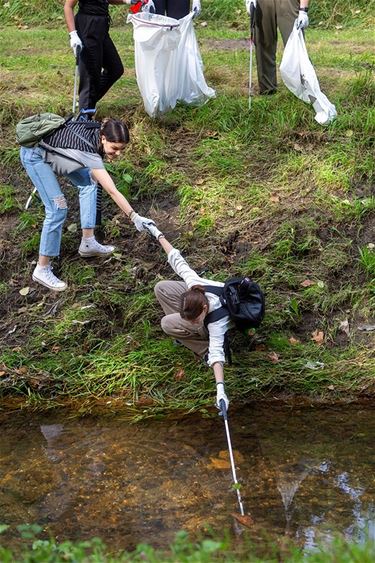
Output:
[1,526,375,563]
[0,9,374,413]
[0,184,19,214]
[359,246,375,279]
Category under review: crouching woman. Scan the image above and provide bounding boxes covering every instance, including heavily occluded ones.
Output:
[20,118,151,291]
[145,222,230,411]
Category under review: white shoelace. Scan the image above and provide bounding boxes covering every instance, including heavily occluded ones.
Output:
[81,238,113,252]
[41,267,63,287]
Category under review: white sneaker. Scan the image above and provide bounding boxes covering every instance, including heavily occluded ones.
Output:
[78,237,115,258]
[32,265,67,292]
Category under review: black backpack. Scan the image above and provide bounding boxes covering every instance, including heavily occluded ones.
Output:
[204,277,265,364]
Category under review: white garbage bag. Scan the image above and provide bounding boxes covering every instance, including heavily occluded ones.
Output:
[173,13,216,106]
[280,23,337,125]
[128,12,215,117]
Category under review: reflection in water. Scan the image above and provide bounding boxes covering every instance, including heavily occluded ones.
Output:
[0,405,374,554]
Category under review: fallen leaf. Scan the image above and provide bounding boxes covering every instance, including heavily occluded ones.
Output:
[301,279,315,287]
[231,513,254,527]
[0,371,6,377]
[311,330,324,345]
[136,396,154,406]
[67,223,77,233]
[339,319,350,337]
[208,457,231,470]
[288,336,300,345]
[293,143,303,152]
[174,368,185,381]
[268,351,280,363]
[196,178,205,185]
[328,385,335,391]
[218,449,245,463]
[269,195,280,203]
[19,287,30,296]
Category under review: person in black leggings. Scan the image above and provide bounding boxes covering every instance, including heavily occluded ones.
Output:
[153,0,201,19]
[64,0,130,118]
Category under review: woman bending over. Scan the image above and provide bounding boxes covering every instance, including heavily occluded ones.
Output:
[20,117,152,291]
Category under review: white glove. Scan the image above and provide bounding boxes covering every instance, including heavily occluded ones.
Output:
[296,10,309,30]
[142,0,155,13]
[144,222,163,240]
[192,0,201,17]
[69,30,82,57]
[245,0,256,14]
[216,382,229,412]
[130,212,154,232]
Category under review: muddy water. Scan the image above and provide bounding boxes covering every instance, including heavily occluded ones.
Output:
[0,405,374,554]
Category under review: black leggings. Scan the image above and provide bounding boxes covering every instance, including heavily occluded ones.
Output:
[76,12,124,110]
[153,0,190,19]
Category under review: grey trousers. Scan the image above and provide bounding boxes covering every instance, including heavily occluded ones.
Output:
[255,0,299,93]
[154,280,209,358]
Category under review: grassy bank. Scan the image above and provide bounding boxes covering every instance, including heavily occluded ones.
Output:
[1,527,375,562]
[0,4,374,414]
[0,0,374,28]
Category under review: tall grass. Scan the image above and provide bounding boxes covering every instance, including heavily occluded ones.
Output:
[0,0,374,27]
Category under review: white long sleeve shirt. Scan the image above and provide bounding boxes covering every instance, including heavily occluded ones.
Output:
[167,248,230,366]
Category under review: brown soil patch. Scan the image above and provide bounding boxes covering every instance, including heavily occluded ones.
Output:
[203,39,249,51]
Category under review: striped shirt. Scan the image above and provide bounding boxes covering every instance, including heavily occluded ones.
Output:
[43,121,101,153]
[40,121,104,176]
[168,248,230,366]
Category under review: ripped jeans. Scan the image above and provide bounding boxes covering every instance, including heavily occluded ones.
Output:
[20,146,97,257]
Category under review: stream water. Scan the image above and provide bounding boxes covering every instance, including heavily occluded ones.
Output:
[0,404,374,555]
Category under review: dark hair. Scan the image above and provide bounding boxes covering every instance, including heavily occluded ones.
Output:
[180,285,209,321]
[100,118,130,144]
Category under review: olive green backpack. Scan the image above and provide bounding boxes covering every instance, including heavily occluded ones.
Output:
[16,113,66,148]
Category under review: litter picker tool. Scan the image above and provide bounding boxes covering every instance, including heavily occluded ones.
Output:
[25,187,37,210]
[72,44,81,114]
[219,399,245,516]
[248,2,256,109]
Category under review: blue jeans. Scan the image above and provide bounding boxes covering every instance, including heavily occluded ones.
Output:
[20,147,97,257]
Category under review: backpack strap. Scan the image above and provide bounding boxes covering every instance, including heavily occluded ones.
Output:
[67,123,99,150]
[203,284,232,364]
[204,306,229,328]
[203,285,226,328]
[203,285,224,298]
